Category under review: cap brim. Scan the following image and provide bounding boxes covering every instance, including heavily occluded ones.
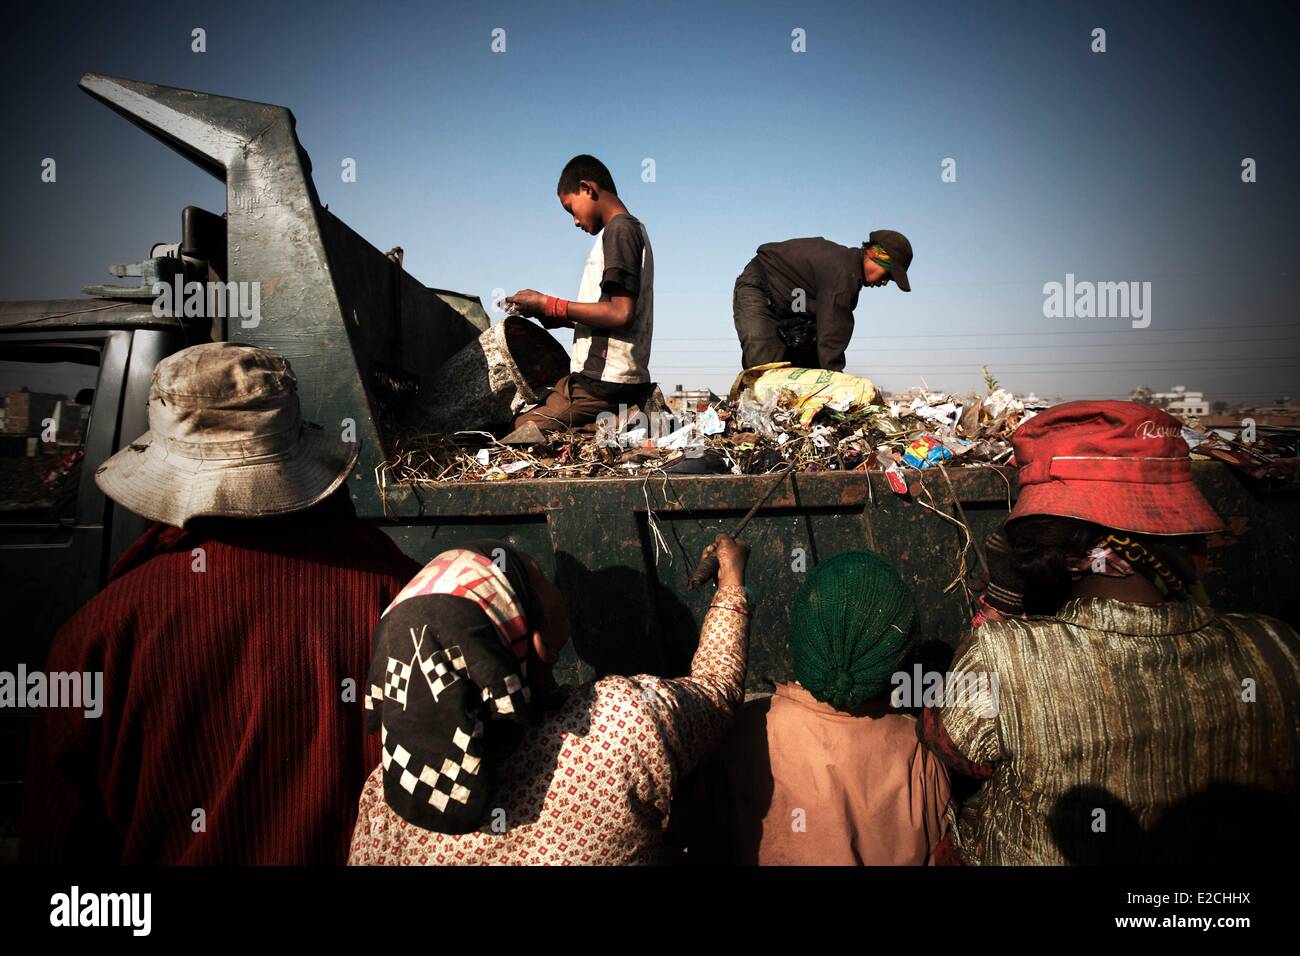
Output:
[1007,479,1225,536]
[94,426,359,528]
[891,266,911,292]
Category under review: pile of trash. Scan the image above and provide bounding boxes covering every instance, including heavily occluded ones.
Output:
[380,363,1051,488]
[380,313,1299,488]
[1182,423,1298,481]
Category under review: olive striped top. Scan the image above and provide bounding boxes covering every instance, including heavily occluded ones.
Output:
[936,598,1300,865]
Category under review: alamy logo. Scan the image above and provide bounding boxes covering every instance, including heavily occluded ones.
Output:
[1042,273,1151,328]
[50,886,151,936]
[152,276,262,328]
[0,666,102,718]
[595,404,705,458]
[890,665,1000,714]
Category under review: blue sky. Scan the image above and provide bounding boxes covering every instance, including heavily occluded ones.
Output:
[2,0,1297,403]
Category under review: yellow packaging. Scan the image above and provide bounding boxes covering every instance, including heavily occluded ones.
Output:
[728,362,878,427]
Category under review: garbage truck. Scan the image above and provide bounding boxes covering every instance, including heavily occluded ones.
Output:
[3,74,1298,847]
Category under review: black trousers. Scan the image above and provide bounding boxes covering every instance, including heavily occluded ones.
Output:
[732,257,819,370]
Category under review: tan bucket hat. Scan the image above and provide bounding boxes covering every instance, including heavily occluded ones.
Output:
[94,342,359,527]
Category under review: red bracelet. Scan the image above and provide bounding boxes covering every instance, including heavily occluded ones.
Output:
[543,296,570,321]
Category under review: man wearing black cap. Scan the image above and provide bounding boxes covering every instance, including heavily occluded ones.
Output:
[732,230,912,371]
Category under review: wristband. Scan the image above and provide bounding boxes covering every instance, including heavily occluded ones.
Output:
[543,296,570,320]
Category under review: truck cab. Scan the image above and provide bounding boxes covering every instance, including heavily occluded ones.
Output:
[0,302,202,848]
[0,72,491,858]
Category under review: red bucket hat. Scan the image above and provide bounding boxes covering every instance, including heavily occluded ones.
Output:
[1007,400,1224,536]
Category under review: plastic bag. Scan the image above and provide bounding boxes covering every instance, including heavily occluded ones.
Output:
[736,387,781,440]
[903,435,953,469]
[730,363,877,427]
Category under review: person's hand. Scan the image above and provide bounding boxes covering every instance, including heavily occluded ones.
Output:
[504,289,546,319]
[701,533,748,588]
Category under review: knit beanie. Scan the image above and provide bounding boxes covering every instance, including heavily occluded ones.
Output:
[788,550,916,710]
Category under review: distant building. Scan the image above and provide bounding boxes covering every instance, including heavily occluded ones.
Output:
[1152,385,1209,419]
[1203,402,1300,430]
[1,388,62,436]
[667,384,719,416]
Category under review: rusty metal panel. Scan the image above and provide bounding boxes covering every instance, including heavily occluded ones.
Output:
[371,463,1300,692]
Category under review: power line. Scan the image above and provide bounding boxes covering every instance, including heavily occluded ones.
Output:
[655,322,1300,341]
[1051,394,1295,400]
[651,361,1298,371]
[654,335,1300,353]
[917,269,1297,285]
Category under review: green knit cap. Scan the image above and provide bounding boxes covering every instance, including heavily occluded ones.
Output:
[788,550,916,710]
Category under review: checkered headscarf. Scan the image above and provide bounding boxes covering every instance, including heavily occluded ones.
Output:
[365,542,543,833]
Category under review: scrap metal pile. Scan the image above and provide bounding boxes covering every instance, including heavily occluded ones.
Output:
[380,363,1050,488]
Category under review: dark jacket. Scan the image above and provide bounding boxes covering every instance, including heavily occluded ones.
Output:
[755,237,865,370]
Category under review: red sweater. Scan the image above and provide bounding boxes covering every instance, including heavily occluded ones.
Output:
[20,491,419,864]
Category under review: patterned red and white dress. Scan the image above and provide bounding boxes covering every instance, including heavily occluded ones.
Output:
[348,585,749,865]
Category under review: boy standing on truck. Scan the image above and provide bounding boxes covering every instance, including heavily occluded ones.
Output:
[733,230,913,371]
[505,155,655,432]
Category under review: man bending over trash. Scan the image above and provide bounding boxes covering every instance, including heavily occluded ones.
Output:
[505,154,655,433]
[733,230,912,371]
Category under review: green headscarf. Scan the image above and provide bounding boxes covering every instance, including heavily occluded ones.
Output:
[788,550,916,710]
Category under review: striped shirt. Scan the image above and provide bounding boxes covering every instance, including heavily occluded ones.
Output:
[934,598,1300,865]
[570,213,653,385]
